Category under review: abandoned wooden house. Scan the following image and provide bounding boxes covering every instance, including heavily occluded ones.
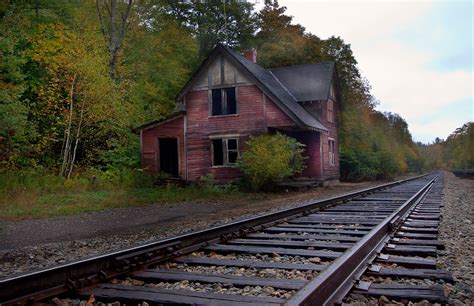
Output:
[134,44,341,183]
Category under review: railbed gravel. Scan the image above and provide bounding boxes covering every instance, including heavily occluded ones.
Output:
[113,277,296,299]
[346,172,473,306]
[438,172,474,305]
[1,182,370,279]
[164,262,317,280]
[361,275,441,286]
[187,251,331,265]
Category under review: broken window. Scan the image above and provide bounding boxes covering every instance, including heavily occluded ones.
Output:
[212,138,239,166]
[211,87,237,116]
[328,139,335,166]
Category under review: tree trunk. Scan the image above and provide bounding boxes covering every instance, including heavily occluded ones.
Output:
[95,0,133,82]
[67,100,85,179]
[60,74,77,177]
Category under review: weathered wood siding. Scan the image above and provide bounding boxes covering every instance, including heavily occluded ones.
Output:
[186,85,271,181]
[284,131,322,178]
[184,54,299,182]
[191,55,253,90]
[265,96,295,128]
[141,117,185,177]
[321,97,340,179]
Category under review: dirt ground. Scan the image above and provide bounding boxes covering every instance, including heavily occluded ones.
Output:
[0,179,387,277]
[0,180,386,250]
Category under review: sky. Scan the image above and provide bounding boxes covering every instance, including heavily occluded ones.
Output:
[255,0,473,143]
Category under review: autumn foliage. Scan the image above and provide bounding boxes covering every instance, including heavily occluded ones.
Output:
[238,134,306,190]
[0,0,470,184]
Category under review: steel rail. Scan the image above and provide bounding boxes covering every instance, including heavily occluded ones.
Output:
[0,173,431,305]
[286,175,438,306]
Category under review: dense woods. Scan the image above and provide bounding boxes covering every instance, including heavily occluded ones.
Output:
[0,0,472,186]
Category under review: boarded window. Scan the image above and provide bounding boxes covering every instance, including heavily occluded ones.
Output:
[327,100,334,123]
[212,138,239,166]
[211,87,237,116]
[328,139,335,166]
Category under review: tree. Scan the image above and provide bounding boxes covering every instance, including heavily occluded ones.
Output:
[0,8,31,168]
[444,122,473,169]
[95,0,133,81]
[255,0,321,67]
[157,0,257,57]
[123,15,199,123]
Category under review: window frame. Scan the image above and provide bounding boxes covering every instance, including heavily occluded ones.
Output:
[211,137,239,167]
[210,87,238,117]
[328,138,336,166]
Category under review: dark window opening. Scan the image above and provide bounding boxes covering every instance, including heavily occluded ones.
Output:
[211,89,222,116]
[226,87,237,114]
[211,87,237,116]
[159,138,179,177]
[212,139,224,166]
[227,138,238,164]
[212,138,239,166]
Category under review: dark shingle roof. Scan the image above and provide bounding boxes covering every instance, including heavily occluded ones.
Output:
[270,62,335,102]
[222,46,329,133]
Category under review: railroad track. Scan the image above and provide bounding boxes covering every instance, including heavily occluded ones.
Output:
[0,172,451,305]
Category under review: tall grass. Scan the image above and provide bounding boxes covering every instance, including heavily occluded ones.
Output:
[0,169,244,220]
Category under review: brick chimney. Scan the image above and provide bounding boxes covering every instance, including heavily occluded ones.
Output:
[244,48,257,63]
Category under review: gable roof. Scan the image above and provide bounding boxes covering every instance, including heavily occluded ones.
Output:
[270,62,335,102]
[177,44,337,133]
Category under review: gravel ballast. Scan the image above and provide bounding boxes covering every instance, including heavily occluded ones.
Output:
[0,180,382,278]
[1,172,472,306]
[438,172,474,305]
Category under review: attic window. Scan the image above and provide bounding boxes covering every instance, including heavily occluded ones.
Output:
[211,87,237,116]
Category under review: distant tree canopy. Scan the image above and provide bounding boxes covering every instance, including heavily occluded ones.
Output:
[419,123,474,170]
[0,0,469,180]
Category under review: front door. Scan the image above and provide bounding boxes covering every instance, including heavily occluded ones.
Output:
[159,138,179,177]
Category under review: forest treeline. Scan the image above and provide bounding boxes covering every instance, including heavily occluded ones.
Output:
[1,0,472,183]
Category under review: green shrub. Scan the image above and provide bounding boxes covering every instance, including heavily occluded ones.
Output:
[340,149,400,181]
[238,133,305,191]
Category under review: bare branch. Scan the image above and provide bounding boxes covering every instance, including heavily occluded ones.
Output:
[102,0,111,17]
[117,0,132,54]
[95,0,110,44]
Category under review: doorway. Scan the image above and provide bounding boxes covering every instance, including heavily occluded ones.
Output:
[159,138,179,177]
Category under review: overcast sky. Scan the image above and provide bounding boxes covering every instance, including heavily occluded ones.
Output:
[256,0,473,143]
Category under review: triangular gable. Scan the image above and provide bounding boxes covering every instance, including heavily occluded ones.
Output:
[189,54,253,91]
[177,44,328,133]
